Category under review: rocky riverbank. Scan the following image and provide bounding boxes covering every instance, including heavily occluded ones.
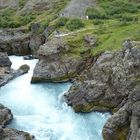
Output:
[0,53,35,139]
[31,39,140,139]
[0,104,35,140]
[64,40,140,140]
[0,52,30,87]
[0,38,140,140]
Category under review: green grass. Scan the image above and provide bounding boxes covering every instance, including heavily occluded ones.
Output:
[1,0,140,58]
[0,0,70,29]
[92,22,140,55]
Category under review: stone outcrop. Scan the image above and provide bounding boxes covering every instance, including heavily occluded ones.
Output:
[0,25,45,56]
[64,40,140,139]
[0,104,35,140]
[0,127,35,140]
[0,53,34,139]
[31,37,85,83]
[0,104,13,126]
[0,52,30,87]
[0,52,12,67]
[0,29,31,55]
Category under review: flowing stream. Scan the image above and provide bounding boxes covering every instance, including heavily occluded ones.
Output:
[0,56,110,140]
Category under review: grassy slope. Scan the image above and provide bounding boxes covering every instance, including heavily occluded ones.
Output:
[0,0,140,57]
[55,0,140,56]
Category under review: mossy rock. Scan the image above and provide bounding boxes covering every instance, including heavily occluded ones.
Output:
[19,64,30,73]
[31,72,77,83]
[73,101,115,113]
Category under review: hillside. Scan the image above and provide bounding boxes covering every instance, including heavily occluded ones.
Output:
[1,0,140,55]
[60,0,96,18]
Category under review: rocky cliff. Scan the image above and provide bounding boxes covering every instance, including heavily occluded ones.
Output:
[64,40,140,140]
[0,24,45,56]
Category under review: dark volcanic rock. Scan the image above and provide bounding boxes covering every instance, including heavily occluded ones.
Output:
[0,52,12,67]
[0,104,13,125]
[65,40,140,139]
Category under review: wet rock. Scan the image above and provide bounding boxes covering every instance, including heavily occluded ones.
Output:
[0,104,13,125]
[23,55,35,60]
[0,52,30,87]
[103,105,129,140]
[0,127,35,140]
[65,40,140,139]
[0,52,12,67]
[18,64,30,74]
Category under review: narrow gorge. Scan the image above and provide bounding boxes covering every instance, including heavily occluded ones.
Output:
[0,0,140,140]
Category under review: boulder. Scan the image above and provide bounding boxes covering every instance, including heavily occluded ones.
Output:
[0,104,13,125]
[18,64,30,74]
[0,53,30,87]
[0,52,12,67]
[0,127,35,140]
[31,37,85,83]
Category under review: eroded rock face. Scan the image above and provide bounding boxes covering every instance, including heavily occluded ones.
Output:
[0,29,31,55]
[0,27,45,56]
[31,37,85,83]
[65,40,140,139]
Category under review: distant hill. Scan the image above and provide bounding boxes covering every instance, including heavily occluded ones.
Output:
[60,0,96,19]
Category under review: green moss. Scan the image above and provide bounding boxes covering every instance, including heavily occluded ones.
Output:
[19,64,30,73]
[116,126,129,140]
[73,101,115,112]
[31,72,77,83]
[24,133,32,140]
[19,0,28,9]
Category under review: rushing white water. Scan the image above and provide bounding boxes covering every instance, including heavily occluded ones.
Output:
[0,56,110,140]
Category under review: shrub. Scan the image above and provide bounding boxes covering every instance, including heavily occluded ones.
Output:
[20,14,35,25]
[93,19,104,25]
[55,17,68,27]
[86,8,108,20]
[101,0,138,16]
[19,0,28,8]
[120,15,134,22]
[66,19,84,31]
